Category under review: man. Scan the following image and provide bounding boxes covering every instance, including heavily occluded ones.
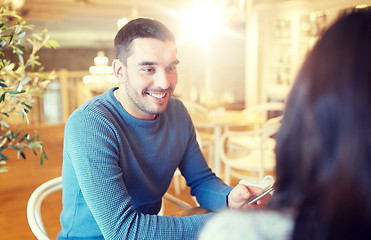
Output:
[58,18,266,240]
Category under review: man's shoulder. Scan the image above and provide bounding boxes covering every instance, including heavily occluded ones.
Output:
[166,97,190,117]
[168,97,187,111]
[68,89,117,123]
[81,88,117,111]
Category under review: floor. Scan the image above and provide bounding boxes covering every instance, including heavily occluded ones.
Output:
[0,124,250,240]
[0,124,65,240]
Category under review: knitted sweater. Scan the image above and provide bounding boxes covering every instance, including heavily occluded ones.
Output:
[58,88,232,240]
[199,210,293,240]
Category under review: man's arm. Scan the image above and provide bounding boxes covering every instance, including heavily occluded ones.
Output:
[228,184,271,209]
[177,111,233,211]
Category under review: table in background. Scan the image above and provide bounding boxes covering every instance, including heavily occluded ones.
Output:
[190,109,264,177]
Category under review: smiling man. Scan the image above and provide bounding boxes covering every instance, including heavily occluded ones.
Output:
[58,18,266,240]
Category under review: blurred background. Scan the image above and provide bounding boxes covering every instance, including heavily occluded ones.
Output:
[4,0,370,125]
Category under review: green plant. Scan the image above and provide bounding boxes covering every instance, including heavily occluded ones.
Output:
[0,2,59,172]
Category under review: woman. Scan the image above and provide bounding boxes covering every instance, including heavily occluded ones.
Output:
[199,7,371,240]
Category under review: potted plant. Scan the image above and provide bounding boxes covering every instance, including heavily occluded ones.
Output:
[0,2,59,172]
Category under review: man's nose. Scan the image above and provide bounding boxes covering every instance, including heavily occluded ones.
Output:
[154,69,172,89]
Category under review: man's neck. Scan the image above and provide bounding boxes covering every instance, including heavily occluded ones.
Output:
[113,89,156,121]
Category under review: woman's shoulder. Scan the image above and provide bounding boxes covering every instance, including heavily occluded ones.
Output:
[199,210,294,240]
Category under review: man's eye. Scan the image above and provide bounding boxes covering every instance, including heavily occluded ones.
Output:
[167,66,177,72]
[141,67,155,73]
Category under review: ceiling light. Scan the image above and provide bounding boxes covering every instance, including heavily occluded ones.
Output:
[10,0,25,10]
[117,17,128,29]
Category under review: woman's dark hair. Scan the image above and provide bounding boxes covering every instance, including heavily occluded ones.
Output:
[114,18,176,65]
[270,8,371,239]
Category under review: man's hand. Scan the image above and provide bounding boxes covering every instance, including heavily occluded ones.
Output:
[227,184,271,209]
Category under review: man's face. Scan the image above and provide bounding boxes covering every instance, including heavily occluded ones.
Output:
[117,38,179,120]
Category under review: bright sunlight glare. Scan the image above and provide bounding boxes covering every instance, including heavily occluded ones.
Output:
[177,2,229,46]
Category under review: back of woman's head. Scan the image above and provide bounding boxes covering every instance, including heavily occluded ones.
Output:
[271,8,371,239]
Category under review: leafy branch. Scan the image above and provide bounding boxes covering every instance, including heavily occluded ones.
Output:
[0,128,48,160]
[0,2,59,172]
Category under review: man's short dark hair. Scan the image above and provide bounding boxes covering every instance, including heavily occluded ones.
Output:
[114,18,176,65]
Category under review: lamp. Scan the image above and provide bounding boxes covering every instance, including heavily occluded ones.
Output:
[83,51,118,92]
[10,0,25,10]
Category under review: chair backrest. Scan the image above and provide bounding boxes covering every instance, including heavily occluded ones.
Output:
[181,99,209,114]
[243,102,285,114]
[243,102,285,121]
[27,176,63,240]
[219,122,280,181]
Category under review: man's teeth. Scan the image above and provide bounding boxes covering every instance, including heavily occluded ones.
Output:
[148,92,166,99]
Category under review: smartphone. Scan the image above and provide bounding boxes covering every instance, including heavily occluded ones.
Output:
[240,183,274,208]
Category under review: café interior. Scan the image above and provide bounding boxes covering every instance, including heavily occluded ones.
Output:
[1,0,370,239]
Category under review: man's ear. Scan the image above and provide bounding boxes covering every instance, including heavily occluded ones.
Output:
[112,59,124,79]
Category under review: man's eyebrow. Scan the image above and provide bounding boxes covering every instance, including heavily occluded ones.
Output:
[138,59,180,66]
[139,61,156,66]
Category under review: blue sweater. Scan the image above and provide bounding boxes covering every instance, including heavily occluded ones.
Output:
[58,88,232,239]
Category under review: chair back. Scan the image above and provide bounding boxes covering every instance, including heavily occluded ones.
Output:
[219,122,280,184]
[243,102,285,122]
[27,176,63,240]
[181,100,209,114]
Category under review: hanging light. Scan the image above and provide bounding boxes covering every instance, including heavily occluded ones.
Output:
[83,51,118,90]
[117,17,128,29]
[10,0,25,10]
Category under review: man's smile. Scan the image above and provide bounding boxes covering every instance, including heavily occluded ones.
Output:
[147,92,167,99]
